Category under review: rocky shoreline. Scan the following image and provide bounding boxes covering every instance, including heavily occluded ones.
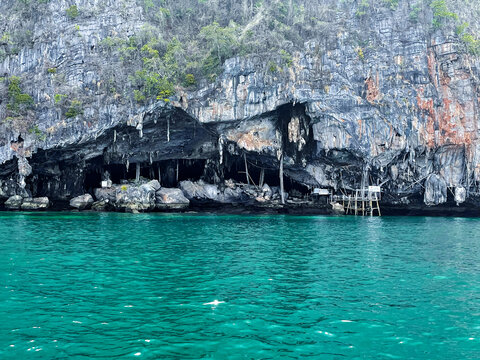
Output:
[1,177,478,217]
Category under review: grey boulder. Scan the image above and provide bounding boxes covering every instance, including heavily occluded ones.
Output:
[155,188,190,209]
[21,197,50,210]
[70,194,94,210]
[4,195,23,210]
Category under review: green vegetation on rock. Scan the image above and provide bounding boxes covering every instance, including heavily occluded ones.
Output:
[66,5,79,19]
[6,76,34,116]
[65,100,83,118]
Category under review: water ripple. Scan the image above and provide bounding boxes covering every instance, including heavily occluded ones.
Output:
[0,213,479,358]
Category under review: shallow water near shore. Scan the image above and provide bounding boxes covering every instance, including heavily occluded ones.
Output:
[1,212,479,359]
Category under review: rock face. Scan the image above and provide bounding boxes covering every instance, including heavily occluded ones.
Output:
[70,194,94,210]
[1,1,480,212]
[424,174,448,206]
[114,182,158,212]
[331,202,345,215]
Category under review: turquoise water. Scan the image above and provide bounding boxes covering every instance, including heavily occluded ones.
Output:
[0,213,479,359]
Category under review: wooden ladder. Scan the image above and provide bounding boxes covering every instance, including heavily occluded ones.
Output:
[369,193,381,216]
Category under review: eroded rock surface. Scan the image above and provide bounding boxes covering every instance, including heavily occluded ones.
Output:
[155,188,190,210]
[0,1,479,213]
[70,194,94,210]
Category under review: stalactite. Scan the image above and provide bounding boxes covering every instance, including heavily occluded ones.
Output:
[176,160,179,183]
[167,117,170,142]
[218,136,224,165]
[136,163,140,182]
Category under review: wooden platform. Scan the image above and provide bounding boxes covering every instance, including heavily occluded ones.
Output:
[333,189,381,216]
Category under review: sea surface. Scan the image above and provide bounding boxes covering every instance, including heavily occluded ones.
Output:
[0,212,479,359]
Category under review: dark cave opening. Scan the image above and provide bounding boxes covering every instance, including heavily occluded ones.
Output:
[223,152,311,196]
[84,161,103,194]
[276,102,316,162]
[105,164,127,184]
[158,159,207,187]
[223,153,279,186]
[105,159,208,187]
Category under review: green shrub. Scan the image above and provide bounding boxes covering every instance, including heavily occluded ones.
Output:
[430,0,458,28]
[357,47,365,61]
[356,0,369,17]
[6,76,34,114]
[184,73,196,86]
[66,5,79,19]
[461,33,480,55]
[279,49,293,67]
[54,93,67,104]
[65,100,83,118]
[47,67,57,74]
[28,125,46,141]
[383,0,399,10]
[267,61,278,73]
[409,4,421,22]
[133,90,146,103]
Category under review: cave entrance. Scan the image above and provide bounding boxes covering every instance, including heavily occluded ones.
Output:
[158,159,206,187]
[108,159,208,187]
[223,152,280,187]
[276,102,315,162]
[223,152,311,198]
[105,164,127,184]
[84,162,103,194]
[284,177,311,199]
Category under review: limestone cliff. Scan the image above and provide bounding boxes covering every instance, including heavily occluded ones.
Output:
[1,0,480,212]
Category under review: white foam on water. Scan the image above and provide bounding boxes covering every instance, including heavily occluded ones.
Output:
[9,345,14,347]
[134,352,141,356]
[72,321,82,324]
[341,320,353,323]
[203,300,225,306]
[317,331,335,337]
[144,339,151,343]
[124,305,134,308]
[468,338,474,340]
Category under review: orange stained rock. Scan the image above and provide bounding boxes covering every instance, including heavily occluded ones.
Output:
[365,73,380,103]
[226,126,276,152]
[427,50,437,88]
[416,88,436,147]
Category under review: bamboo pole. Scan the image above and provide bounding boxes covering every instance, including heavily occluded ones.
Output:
[355,190,358,216]
[244,153,250,185]
[280,153,285,204]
